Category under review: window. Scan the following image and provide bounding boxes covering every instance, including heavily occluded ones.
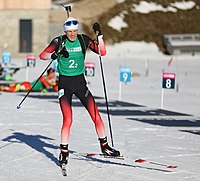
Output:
[19,19,32,52]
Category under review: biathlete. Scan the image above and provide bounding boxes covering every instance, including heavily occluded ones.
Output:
[0,68,58,92]
[39,17,120,167]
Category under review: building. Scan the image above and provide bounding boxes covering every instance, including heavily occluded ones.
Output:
[0,0,66,58]
[163,34,200,55]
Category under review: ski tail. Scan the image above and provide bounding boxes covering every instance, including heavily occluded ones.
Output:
[135,159,177,169]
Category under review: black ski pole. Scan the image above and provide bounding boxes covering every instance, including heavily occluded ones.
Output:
[16,59,54,109]
[96,35,114,147]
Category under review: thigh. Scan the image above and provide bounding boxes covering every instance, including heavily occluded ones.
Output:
[75,86,96,112]
[59,89,73,119]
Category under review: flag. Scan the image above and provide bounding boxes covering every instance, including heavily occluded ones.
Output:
[168,57,173,67]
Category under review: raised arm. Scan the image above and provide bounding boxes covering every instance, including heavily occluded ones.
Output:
[83,34,106,56]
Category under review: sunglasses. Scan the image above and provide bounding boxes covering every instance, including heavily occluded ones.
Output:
[64,20,78,26]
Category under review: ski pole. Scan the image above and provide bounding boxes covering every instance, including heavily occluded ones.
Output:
[16,59,54,109]
[96,35,114,147]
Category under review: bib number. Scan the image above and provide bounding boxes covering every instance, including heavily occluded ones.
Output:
[69,60,78,68]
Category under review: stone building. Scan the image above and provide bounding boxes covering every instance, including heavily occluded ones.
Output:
[0,0,64,58]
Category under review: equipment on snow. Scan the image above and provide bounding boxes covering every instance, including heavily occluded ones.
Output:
[99,137,120,157]
[59,144,69,176]
[94,28,114,147]
[16,59,54,109]
[135,159,177,168]
[17,45,65,109]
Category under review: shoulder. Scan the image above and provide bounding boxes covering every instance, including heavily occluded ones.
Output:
[78,34,92,45]
[52,35,66,44]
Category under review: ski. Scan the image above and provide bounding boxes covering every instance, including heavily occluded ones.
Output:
[60,164,67,176]
[85,153,177,169]
[135,159,177,169]
[86,153,124,160]
[70,151,123,159]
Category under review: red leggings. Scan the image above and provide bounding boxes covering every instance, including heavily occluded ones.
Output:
[58,74,106,144]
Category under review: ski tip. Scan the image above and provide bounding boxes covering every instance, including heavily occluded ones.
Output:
[135,159,146,163]
[86,153,96,157]
[167,165,177,169]
[16,105,21,109]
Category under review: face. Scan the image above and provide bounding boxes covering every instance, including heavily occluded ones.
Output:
[48,71,55,79]
[66,29,78,41]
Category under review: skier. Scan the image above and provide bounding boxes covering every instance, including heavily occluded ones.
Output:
[39,17,120,167]
[0,68,58,92]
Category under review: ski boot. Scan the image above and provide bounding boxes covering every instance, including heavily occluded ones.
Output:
[99,137,120,157]
[59,144,69,167]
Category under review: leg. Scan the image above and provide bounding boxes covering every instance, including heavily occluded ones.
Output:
[58,89,72,165]
[76,86,120,156]
[76,89,106,138]
[78,90,120,156]
[59,90,73,145]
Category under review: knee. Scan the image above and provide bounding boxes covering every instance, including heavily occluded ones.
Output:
[62,118,72,129]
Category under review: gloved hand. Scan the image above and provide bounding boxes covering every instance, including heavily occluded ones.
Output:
[51,52,58,60]
[92,22,102,36]
[59,47,69,58]
[51,47,69,60]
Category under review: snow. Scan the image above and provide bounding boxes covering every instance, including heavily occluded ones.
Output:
[171,1,196,10]
[132,1,168,14]
[107,12,128,32]
[132,1,196,14]
[1,41,200,180]
[108,1,196,31]
[116,0,125,3]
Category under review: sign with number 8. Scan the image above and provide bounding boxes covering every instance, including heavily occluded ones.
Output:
[162,72,176,89]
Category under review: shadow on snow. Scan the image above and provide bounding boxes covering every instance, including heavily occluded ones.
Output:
[2,132,59,166]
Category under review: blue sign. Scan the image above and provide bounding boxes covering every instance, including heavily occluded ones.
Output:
[120,67,131,83]
[2,52,11,65]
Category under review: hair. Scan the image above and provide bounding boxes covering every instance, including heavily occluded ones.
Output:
[47,68,55,75]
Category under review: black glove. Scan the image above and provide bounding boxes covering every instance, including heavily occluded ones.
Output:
[51,47,69,60]
[60,47,69,58]
[92,22,102,36]
[51,52,58,60]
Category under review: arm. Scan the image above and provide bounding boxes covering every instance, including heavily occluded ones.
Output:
[83,34,106,56]
[39,37,60,60]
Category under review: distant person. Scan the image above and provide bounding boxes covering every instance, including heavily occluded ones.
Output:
[0,63,20,81]
[39,17,120,168]
[0,68,58,92]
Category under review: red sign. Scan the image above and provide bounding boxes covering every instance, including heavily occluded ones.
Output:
[85,62,95,68]
[26,54,36,60]
[162,72,176,79]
